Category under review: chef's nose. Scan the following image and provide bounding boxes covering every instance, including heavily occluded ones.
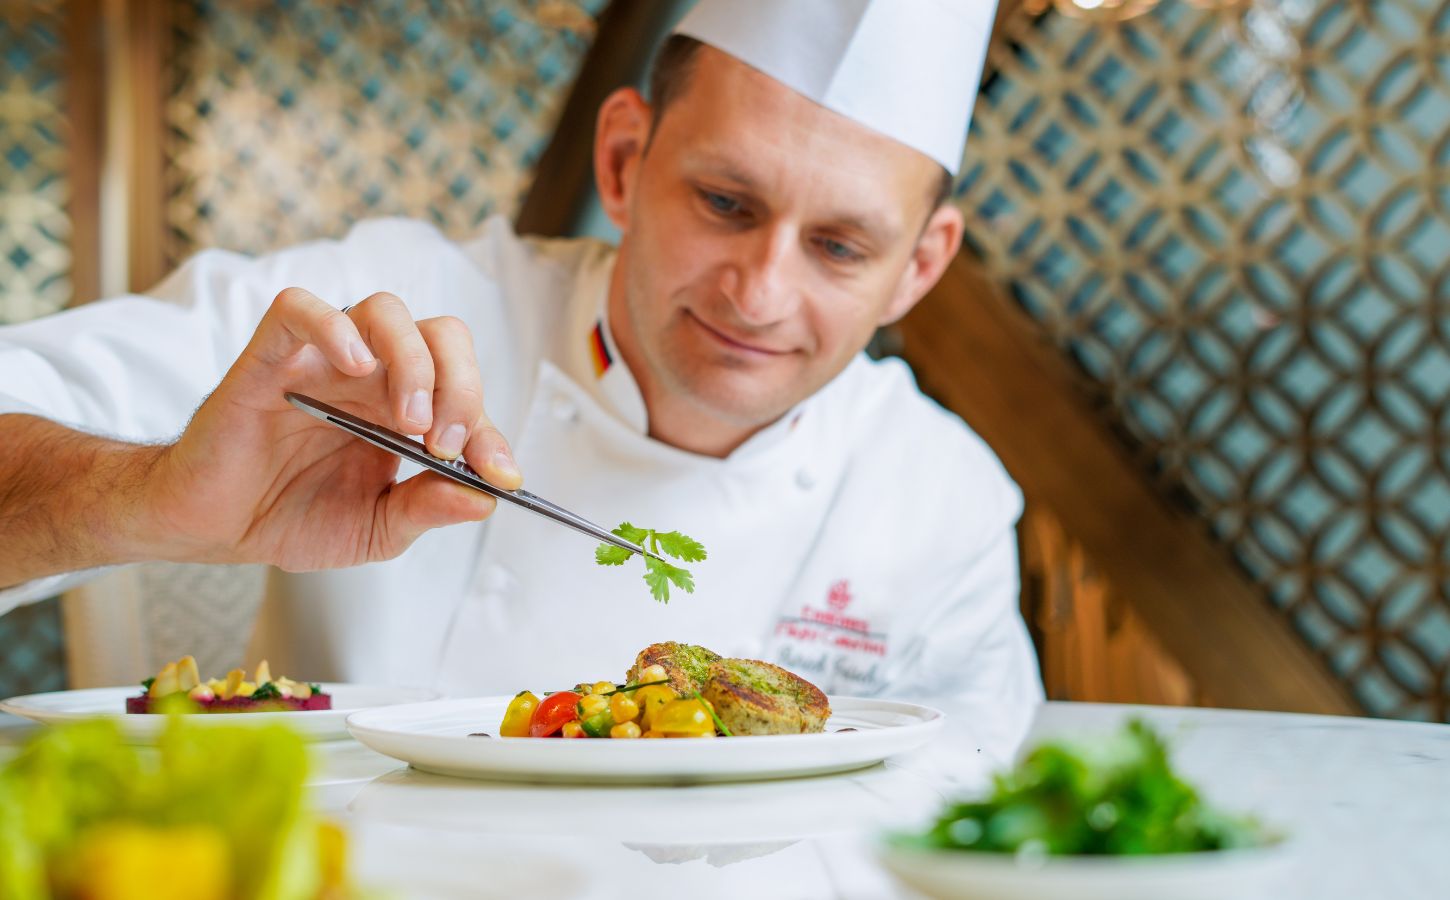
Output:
[724,226,802,326]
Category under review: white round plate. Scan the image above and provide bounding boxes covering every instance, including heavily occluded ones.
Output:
[0,684,438,742]
[876,841,1296,900]
[345,695,943,784]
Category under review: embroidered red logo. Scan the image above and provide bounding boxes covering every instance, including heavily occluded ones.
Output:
[827,579,852,611]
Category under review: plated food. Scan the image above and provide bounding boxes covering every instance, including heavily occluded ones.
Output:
[347,694,943,783]
[899,719,1270,855]
[497,641,830,739]
[125,656,331,714]
[879,719,1286,900]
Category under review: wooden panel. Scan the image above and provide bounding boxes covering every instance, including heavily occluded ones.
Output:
[121,0,167,293]
[64,0,104,306]
[1021,504,1201,706]
[897,252,1359,715]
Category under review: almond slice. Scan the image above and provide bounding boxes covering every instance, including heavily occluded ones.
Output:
[177,656,201,692]
[254,659,272,686]
[149,662,179,698]
[220,668,244,700]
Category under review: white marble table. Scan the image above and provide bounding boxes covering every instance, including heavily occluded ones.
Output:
[3,701,1447,899]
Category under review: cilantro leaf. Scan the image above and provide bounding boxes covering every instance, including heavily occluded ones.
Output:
[654,531,707,563]
[644,556,695,603]
[597,521,705,603]
[594,543,633,566]
[611,522,649,544]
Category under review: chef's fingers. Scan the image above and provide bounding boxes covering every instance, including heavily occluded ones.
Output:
[345,293,436,433]
[416,315,522,490]
[374,472,497,558]
[247,287,377,377]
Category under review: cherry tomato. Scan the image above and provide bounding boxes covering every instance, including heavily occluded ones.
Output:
[529,691,582,737]
[634,684,676,730]
[653,698,714,737]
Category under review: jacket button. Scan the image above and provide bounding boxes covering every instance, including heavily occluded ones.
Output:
[550,395,578,423]
[795,469,815,490]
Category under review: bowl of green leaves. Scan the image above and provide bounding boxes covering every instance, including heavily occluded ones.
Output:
[878,718,1291,900]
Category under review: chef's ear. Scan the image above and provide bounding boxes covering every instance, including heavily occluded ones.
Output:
[878,202,965,326]
[594,87,651,232]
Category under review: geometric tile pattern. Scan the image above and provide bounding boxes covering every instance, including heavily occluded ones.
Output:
[958,0,1450,720]
[0,597,66,698]
[162,0,606,266]
[136,563,266,679]
[0,0,72,324]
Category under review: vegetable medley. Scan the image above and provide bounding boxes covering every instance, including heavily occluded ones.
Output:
[499,664,734,739]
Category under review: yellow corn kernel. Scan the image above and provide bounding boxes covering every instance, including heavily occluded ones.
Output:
[236,681,256,698]
[578,693,609,719]
[592,680,615,695]
[560,721,585,739]
[609,693,639,723]
[639,664,668,684]
[610,721,642,739]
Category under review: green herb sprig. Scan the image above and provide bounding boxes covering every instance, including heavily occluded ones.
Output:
[895,719,1272,856]
[595,522,706,603]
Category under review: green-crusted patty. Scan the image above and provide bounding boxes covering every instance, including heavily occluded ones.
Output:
[700,658,830,735]
[626,642,722,695]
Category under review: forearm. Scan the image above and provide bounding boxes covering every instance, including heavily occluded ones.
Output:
[0,414,167,588]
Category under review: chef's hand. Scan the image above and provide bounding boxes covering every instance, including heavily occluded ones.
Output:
[144,288,521,571]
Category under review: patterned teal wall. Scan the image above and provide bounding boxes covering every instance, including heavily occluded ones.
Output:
[163,0,607,265]
[959,0,1450,720]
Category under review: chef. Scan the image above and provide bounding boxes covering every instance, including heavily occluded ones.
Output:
[0,0,1042,757]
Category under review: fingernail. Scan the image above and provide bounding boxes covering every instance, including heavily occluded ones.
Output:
[349,339,373,366]
[406,390,431,426]
[437,423,466,459]
[493,448,521,481]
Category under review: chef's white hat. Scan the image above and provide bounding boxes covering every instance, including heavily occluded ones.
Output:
[672,0,997,176]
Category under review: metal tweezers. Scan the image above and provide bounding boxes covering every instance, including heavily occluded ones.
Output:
[284,392,664,562]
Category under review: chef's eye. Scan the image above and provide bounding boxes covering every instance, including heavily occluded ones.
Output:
[817,237,863,263]
[702,191,742,216]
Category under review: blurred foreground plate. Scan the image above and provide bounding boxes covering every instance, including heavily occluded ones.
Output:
[346,695,943,784]
[0,684,437,742]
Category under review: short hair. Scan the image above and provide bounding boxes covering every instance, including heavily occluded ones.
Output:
[645,34,955,211]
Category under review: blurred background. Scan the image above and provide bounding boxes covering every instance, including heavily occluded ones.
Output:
[2,0,1447,723]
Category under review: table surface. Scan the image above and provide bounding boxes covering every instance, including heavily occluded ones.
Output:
[3,700,1447,899]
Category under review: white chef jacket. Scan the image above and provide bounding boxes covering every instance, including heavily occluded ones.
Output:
[0,217,1042,757]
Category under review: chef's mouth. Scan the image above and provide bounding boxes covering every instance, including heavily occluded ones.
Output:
[685,309,792,358]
